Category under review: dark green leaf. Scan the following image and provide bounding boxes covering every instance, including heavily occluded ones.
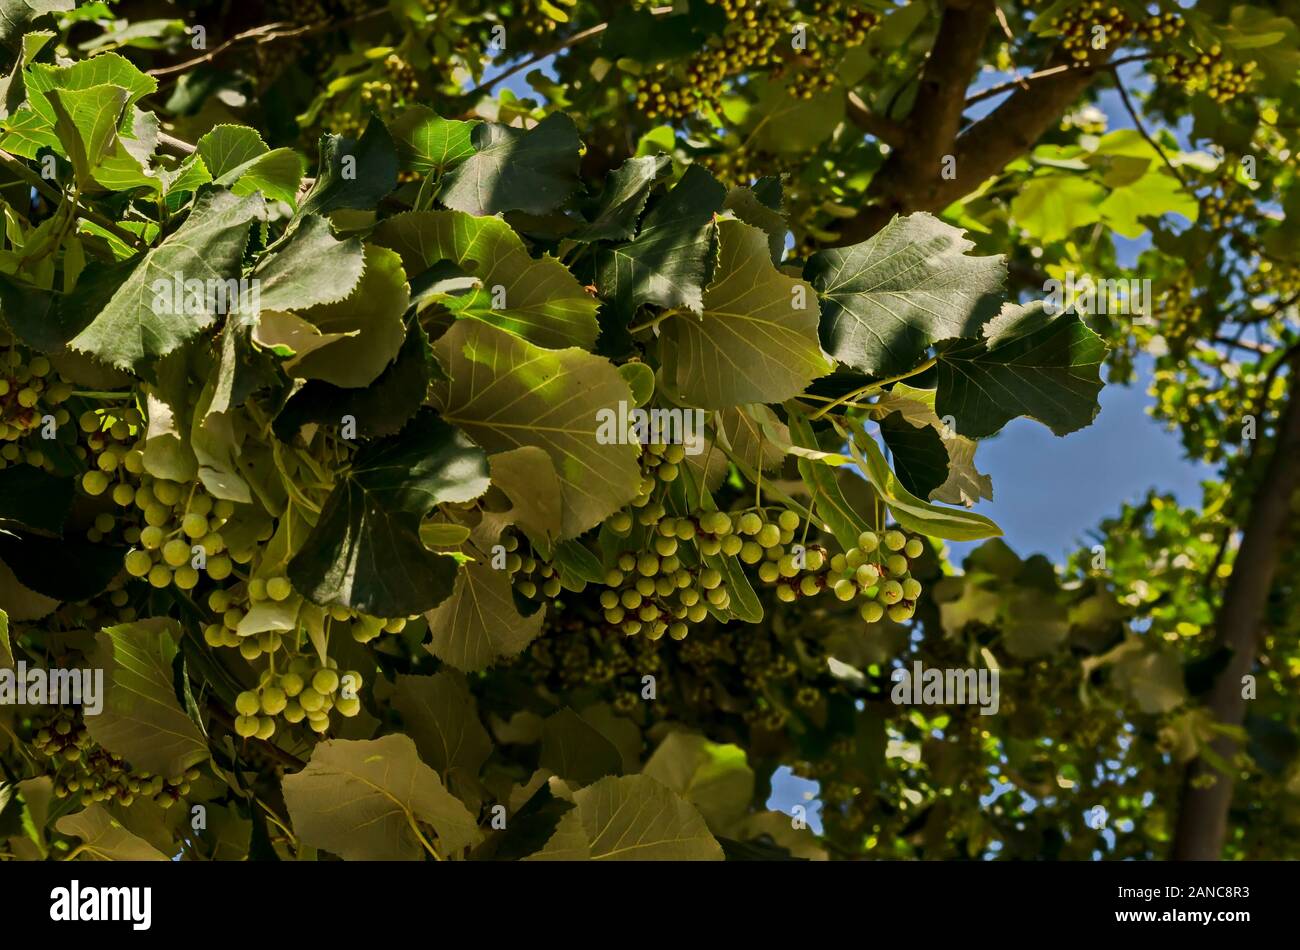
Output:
[287,410,490,616]
[935,301,1107,438]
[806,213,1006,378]
[439,113,581,217]
[298,115,399,217]
[0,465,73,535]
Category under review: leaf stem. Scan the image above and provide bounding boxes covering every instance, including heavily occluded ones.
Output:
[627,308,684,334]
[807,355,938,420]
[0,150,147,250]
[407,813,442,861]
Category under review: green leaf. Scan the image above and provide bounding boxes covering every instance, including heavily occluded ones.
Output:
[391,671,492,780]
[540,707,622,786]
[1010,175,1107,243]
[594,164,726,320]
[86,619,210,778]
[46,84,131,191]
[1113,648,1187,713]
[431,320,642,539]
[0,2,70,74]
[281,243,409,388]
[0,465,73,535]
[744,78,844,154]
[573,154,671,242]
[298,115,398,217]
[197,124,304,206]
[272,320,433,442]
[1002,589,1070,658]
[526,774,723,861]
[806,212,1007,378]
[642,732,755,834]
[618,361,655,406]
[873,383,992,506]
[387,106,476,175]
[373,210,598,350]
[439,113,581,217]
[282,735,482,860]
[222,148,304,207]
[26,50,154,119]
[935,300,1107,438]
[252,214,364,311]
[1098,169,1198,239]
[160,152,210,197]
[0,606,10,669]
[660,218,829,409]
[724,181,787,263]
[55,804,169,861]
[195,124,267,178]
[480,446,564,546]
[288,410,490,616]
[551,538,605,588]
[880,410,949,500]
[847,424,1001,541]
[67,189,266,372]
[718,404,789,473]
[787,412,873,550]
[424,559,545,672]
[0,30,51,121]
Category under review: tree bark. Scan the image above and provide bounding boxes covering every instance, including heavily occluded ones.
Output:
[1170,358,1300,859]
[835,6,1114,245]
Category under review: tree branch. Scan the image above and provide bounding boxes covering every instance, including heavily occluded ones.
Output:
[845,90,904,146]
[833,0,999,245]
[1110,65,1186,187]
[0,149,147,250]
[1170,349,1300,859]
[146,9,388,79]
[964,52,1153,106]
[462,6,674,99]
[834,15,1122,248]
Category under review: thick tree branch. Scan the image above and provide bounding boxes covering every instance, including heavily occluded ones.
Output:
[836,33,1113,245]
[1170,352,1300,859]
[846,90,904,146]
[951,50,1113,207]
[834,0,999,245]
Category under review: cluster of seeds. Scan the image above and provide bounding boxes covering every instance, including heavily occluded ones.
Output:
[634,0,879,119]
[233,656,363,739]
[203,581,412,660]
[1054,3,1184,62]
[1165,46,1256,103]
[33,709,197,808]
[115,473,239,591]
[0,349,73,470]
[763,528,925,624]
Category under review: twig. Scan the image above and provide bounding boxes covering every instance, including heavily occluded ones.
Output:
[1110,65,1186,187]
[0,149,147,250]
[1213,335,1273,355]
[146,9,389,79]
[808,356,938,420]
[158,131,196,156]
[964,53,1153,106]
[463,6,674,98]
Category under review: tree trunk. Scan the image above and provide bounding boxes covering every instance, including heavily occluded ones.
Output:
[1170,360,1300,859]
